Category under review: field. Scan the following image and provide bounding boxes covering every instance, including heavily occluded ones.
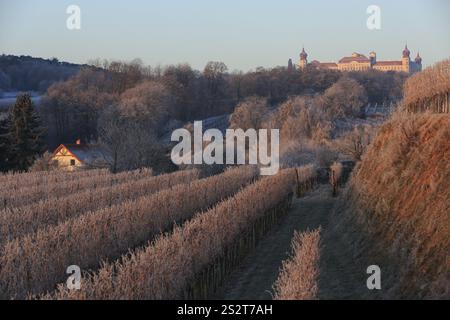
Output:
[0,165,321,299]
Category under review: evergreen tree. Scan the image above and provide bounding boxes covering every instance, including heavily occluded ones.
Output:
[8,94,46,171]
[0,114,12,172]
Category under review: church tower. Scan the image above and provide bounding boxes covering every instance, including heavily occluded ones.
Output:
[299,47,308,70]
[369,51,377,67]
[402,44,411,73]
[288,58,294,72]
[414,52,423,72]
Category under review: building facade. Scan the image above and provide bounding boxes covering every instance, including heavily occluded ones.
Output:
[298,46,422,74]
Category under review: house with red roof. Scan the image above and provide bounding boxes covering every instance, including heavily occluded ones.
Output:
[50,140,112,171]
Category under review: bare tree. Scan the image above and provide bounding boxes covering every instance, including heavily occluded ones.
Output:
[203,61,228,113]
[320,77,368,119]
[98,105,167,172]
[161,64,198,120]
[98,106,128,172]
[41,68,118,143]
[337,125,375,161]
[230,96,269,130]
[276,96,331,143]
[119,80,174,134]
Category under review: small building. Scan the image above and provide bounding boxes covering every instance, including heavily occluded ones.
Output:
[51,140,112,171]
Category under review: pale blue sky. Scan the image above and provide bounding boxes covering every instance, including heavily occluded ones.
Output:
[1,0,449,71]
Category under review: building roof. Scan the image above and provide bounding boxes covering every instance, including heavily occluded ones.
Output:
[310,60,337,67]
[317,62,338,68]
[403,45,411,58]
[300,47,308,60]
[52,143,112,165]
[339,55,371,64]
[415,52,422,64]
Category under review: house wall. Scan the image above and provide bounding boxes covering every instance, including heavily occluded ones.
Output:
[51,147,84,171]
[299,59,307,69]
[373,64,404,72]
[338,62,371,72]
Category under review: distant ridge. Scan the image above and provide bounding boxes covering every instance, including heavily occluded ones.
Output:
[0,54,83,93]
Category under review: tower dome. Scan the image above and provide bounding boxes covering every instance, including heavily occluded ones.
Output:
[415,52,422,64]
[403,45,411,58]
[300,47,308,60]
[369,51,377,65]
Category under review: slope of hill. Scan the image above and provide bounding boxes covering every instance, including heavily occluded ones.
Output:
[331,112,449,299]
[0,55,81,93]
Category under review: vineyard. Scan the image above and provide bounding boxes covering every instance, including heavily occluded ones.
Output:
[0,169,197,245]
[0,168,153,210]
[0,126,447,301]
[403,58,450,113]
[273,229,321,300]
[0,165,321,300]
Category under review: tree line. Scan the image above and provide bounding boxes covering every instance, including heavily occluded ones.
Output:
[0,55,81,94]
[0,58,408,173]
[41,59,406,145]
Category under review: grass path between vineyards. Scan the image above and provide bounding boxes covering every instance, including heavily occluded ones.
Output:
[214,185,367,300]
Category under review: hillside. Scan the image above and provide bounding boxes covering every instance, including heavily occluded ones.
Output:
[331,112,449,299]
[0,55,81,93]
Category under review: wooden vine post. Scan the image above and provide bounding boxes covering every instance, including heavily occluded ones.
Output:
[330,170,337,197]
[295,168,301,198]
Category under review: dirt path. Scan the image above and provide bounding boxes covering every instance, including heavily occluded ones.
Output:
[215,184,370,300]
[215,185,335,300]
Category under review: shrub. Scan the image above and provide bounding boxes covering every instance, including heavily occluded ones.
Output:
[28,152,58,172]
[273,228,321,300]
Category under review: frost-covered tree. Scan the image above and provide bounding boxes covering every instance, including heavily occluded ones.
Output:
[230,96,269,131]
[320,77,368,118]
